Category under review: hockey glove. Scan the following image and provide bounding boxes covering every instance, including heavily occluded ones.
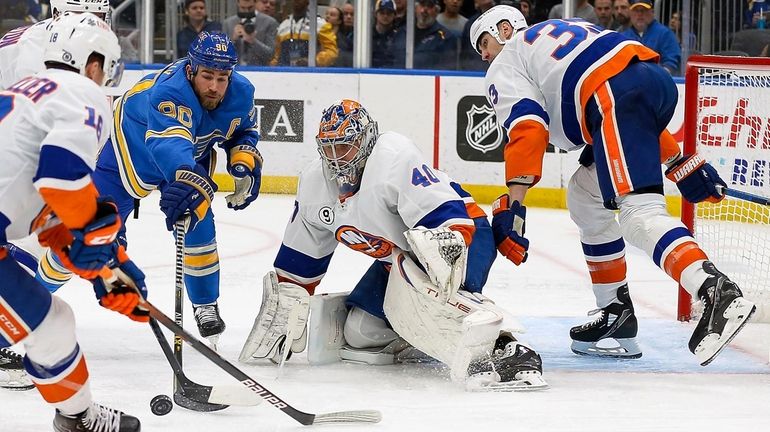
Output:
[491,194,529,265]
[159,164,217,231]
[48,197,122,280]
[93,245,149,323]
[225,145,262,210]
[665,154,726,204]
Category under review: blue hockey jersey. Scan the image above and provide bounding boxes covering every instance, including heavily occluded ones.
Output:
[98,59,259,198]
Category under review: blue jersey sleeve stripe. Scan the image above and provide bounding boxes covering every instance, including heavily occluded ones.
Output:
[450,181,471,198]
[33,145,91,184]
[652,227,693,267]
[502,98,550,130]
[581,238,625,258]
[415,200,471,229]
[274,244,333,279]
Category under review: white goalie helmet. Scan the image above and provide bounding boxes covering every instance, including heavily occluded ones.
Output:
[469,5,528,55]
[50,0,111,16]
[43,12,124,87]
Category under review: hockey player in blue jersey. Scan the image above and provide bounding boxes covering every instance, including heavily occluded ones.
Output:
[37,31,263,344]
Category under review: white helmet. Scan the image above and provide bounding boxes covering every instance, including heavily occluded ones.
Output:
[43,12,124,87]
[50,0,111,16]
[469,5,528,55]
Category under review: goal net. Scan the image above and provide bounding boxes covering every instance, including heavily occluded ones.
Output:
[679,55,770,323]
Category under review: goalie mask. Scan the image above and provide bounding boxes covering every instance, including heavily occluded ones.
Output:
[316,99,379,200]
[470,5,528,55]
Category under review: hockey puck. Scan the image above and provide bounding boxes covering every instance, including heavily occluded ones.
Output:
[150,394,173,416]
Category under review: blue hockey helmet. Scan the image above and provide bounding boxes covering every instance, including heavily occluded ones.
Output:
[187,32,238,73]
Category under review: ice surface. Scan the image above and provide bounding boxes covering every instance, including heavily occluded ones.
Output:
[3,193,769,431]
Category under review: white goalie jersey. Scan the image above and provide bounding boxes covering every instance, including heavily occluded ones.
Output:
[0,69,111,242]
[0,20,52,90]
[274,131,481,290]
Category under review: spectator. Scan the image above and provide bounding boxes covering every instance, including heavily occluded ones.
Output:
[745,0,769,29]
[223,0,278,65]
[595,0,615,29]
[272,0,338,66]
[394,0,457,70]
[669,10,696,49]
[460,0,496,71]
[335,2,354,67]
[325,4,343,31]
[177,0,222,59]
[437,0,467,37]
[548,0,599,24]
[613,0,630,31]
[258,0,282,20]
[393,0,407,30]
[623,0,680,74]
[517,0,532,20]
[372,0,402,68]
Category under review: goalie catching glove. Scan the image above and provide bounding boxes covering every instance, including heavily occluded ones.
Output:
[491,194,529,265]
[226,145,262,210]
[159,164,217,231]
[239,271,310,363]
[404,227,467,302]
[665,153,726,204]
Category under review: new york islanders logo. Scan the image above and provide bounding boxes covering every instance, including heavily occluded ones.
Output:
[335,225,394,259]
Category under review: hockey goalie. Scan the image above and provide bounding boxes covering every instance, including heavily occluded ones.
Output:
[239,99,547,391]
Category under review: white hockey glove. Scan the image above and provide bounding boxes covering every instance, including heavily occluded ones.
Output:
[238,271,310,364]
[404,227,467,303]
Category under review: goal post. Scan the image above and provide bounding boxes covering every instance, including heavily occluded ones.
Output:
[679,55,770,322]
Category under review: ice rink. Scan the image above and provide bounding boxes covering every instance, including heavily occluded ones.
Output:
[3,192,770,431]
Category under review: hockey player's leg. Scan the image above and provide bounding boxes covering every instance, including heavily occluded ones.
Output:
[567,164,641,358]
[183,213,225,345]
[0,248,139,431]
[384,250,545,391]
[617,193,756,365]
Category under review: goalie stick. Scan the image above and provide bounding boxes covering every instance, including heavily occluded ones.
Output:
[142,297,382,426]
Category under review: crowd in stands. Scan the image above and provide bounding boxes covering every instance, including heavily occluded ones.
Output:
[3,0,770,73]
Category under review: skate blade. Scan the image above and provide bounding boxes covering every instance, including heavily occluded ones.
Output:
[205,335,220,352]
[465,371,549,392]
[0,370,34,391]
[570,339,642,359]
[696,298,756,366]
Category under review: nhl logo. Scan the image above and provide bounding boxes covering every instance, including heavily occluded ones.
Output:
[465,104,502,154]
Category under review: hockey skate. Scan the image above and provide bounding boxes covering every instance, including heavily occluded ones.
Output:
[0,347,33,391]
[689,261,756,366]
[570,285,642,358]
[193,302,226,350]
[53,403,140,432]
[466,336,548,392]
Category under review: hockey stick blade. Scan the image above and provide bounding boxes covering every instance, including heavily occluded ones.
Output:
[143,300,382,426]
[149,319,261,409]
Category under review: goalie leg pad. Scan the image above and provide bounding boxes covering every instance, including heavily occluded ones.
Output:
[307,292,349,365]
[383,250,505,382]
[239,271,310,364]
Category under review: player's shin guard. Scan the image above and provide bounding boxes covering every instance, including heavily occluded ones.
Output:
[24,297,91,415]
[36,248,74,293]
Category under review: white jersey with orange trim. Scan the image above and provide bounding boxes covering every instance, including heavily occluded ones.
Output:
[274,131,481,290]
[485,18,658,185]
[0,19,51,90]
[0,69,110,242]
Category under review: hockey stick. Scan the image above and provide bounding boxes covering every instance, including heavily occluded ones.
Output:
[149,318,262,407]
[143,298,382,425]
[718,185,770,206]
